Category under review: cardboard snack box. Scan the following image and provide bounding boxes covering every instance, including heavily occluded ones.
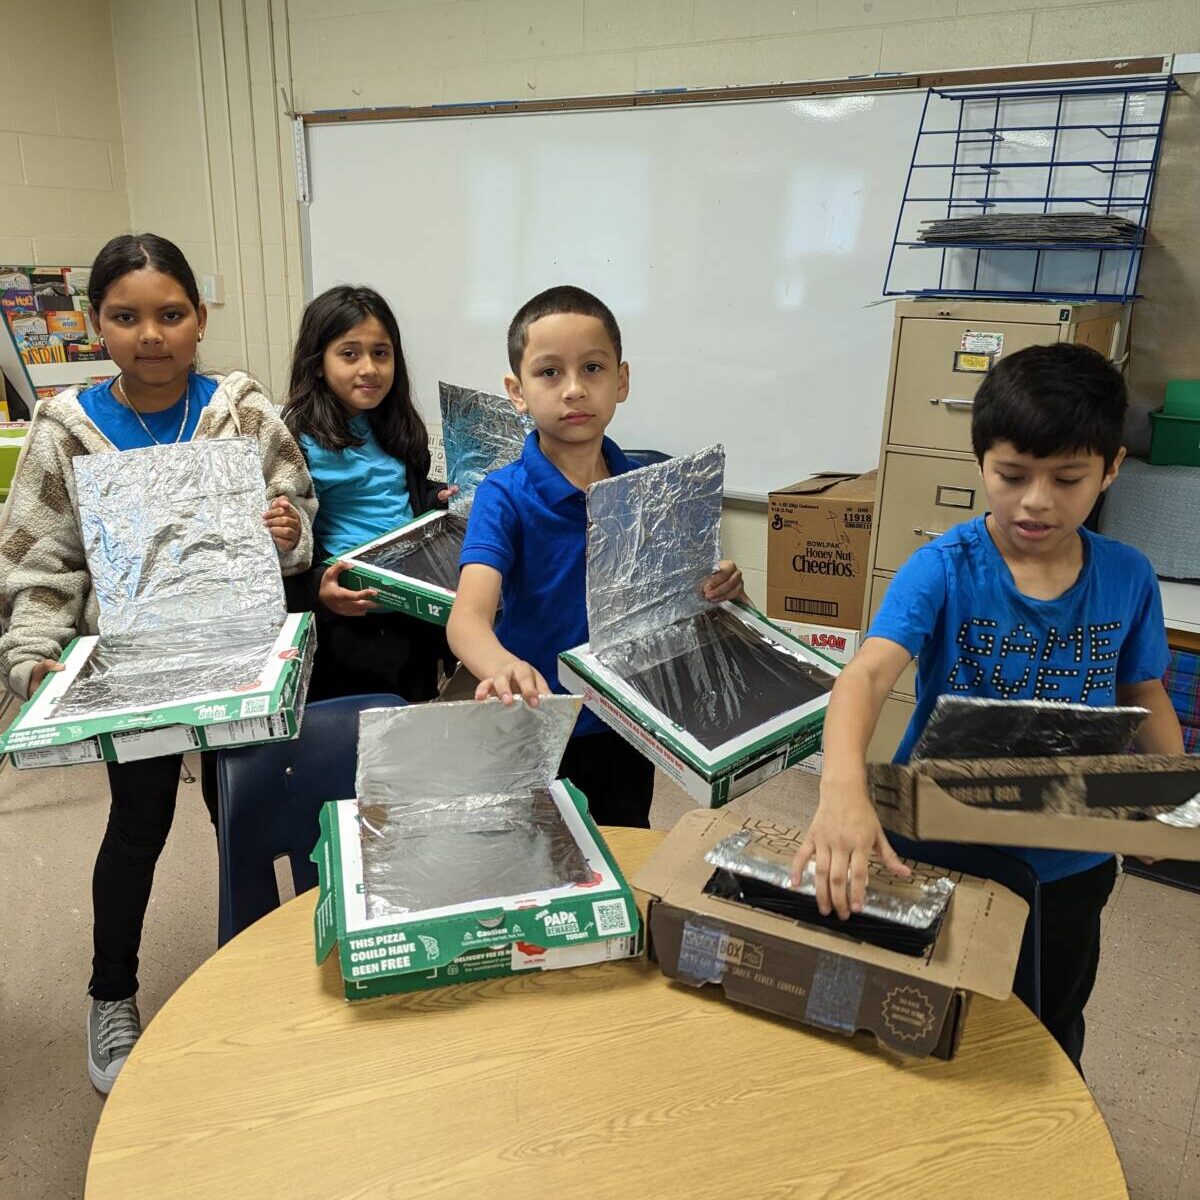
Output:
[870,753,1200,860]
[560,601,839,807]
[767,471,876,630]
[312,696,642,1000]
[0,611,314,768]
[634,808,1028,1060]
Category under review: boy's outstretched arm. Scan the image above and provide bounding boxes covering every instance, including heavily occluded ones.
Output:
[791,637,915,919]
[1118,678,1185,755]
[448,563,550,706]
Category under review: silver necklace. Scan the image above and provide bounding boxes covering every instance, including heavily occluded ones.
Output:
[114,375,190,445]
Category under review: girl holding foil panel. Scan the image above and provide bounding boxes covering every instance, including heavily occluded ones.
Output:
[282,285,456,703]
[0,233,317,1095]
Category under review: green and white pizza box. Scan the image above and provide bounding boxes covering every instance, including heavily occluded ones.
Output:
[0,611,314,769]
[559,601,840,808]
[334,508,461,627]
[312,696,643,1001]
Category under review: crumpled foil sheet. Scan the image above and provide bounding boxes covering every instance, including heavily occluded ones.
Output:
[705,828,955,931]
[912,696,1149,761]
[1157,793,1200,828]
[439,382,531,516]
[356,694,580,809]
[53,439,290,718]
[597,607,835,750]
[356,512,466,591]
[73,438,284,643]
[359,787,593,918]
[586,444,724,655]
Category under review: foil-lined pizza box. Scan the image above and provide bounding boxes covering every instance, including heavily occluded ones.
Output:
[313,696,642,1001]
[870,697,1200,859]
[0,437,314,767]
[334,382,529,626]
[635,807,1027,1060]
[559,446,841,806]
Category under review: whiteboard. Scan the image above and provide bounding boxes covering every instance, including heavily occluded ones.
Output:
[305,91,928,499]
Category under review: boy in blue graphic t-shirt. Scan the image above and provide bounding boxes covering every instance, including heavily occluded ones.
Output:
[792,342,1184,1069]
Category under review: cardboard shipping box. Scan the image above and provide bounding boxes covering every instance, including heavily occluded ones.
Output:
[771,619,861,667]
[767,471,876,630]
[634,809,1027,1060]
[0,612,315,768]
[871,753,1200,860]
[312,697,642,1000]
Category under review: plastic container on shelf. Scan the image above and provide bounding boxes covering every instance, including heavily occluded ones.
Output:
[1148,409,1200,467]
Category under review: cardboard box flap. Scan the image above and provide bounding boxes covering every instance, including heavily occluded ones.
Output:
[356,696,581,803]
[636,808,1027,1001]
[771,471,877,500]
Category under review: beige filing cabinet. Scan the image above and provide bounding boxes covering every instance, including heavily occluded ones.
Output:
[863,298,1130,760]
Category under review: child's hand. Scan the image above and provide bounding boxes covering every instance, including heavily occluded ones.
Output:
[28,659,65,693]
[703,559,746,604]
[264,496,301,552]
[791,780,911,919]
[475,660,550,707]
[319,562,381,617]
[437,485,459,505]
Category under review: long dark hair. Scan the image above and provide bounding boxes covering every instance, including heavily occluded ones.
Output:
[283,285,429,469]
[88,233,201,313]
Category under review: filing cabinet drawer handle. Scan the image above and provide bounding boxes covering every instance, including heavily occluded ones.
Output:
[928,397,975,410]
[912,528,942,540]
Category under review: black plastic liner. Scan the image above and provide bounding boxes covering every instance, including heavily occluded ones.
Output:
[598,608,836,751]
[357,512,467,593]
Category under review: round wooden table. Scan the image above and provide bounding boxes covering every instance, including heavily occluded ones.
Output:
[86,828,1127,1200]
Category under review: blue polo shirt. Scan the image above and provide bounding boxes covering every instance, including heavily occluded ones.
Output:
[460,431,634,737]
[299,414,414,558]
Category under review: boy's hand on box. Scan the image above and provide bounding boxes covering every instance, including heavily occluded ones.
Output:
[476,660,550,707]
[791,784,911,920]
[29,659,65,692]
[264,496,301,552]
[703,560,746,604]
[436,485,459,505]
[319,561,381,617]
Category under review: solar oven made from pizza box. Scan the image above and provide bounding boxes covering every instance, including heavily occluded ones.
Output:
[313,696,642,1000]
[333,382,530,626]
[0,438,314,768]
[870,697,1200,860]
[558,446,841,807]
[634,807,1027,1060]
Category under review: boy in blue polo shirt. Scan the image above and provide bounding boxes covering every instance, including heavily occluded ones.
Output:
[791,343,1184,1069]
[448,286,744,827]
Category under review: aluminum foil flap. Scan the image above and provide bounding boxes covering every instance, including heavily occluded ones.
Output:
[73,438,284,643]
[439,381,532,515]
[704,828,955,930]
[586,444,724,655]
[912,696,1149,762]
[355,695,581,809]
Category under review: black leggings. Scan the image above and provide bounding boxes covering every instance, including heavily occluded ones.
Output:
[89,754,218,1001]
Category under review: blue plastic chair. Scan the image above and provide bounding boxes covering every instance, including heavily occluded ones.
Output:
[888,833,1042,1017]
[215,693,405,945]
[624,449,672,467]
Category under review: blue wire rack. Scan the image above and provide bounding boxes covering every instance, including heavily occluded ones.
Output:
[882,76,1178,303]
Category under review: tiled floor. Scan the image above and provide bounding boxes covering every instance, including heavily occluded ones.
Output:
[1,755,1197,1199]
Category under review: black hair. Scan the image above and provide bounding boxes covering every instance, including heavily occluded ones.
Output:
[282,285,429,469]
[506,285,622,375]
[971,343,1127,468]
[88,233,201,313]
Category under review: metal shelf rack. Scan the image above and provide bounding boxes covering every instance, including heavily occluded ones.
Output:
[882,76,1177,303]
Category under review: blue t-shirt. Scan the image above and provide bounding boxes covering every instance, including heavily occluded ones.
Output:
[459,431,635,737]
[300,415,414,558]
[79,373,216,450]
[869,514,1169,882]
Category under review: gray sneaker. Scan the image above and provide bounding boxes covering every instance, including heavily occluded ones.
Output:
[88,997,142,1094]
